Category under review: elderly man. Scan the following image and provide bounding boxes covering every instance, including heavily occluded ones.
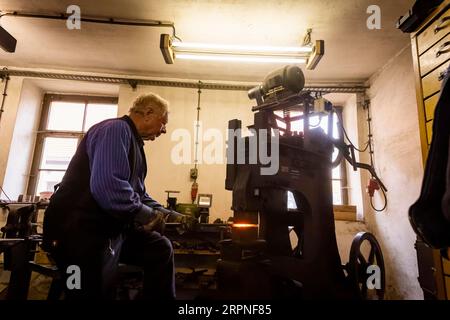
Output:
[43,93,176,299]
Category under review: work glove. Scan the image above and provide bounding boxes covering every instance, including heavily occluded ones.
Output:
[165,210,197,230]
[137,209,166,234]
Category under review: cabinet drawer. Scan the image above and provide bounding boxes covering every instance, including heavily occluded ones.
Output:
[420,33,450,76]
[446,276,450,299]
[415,240,438,295]
[422,63,448,98]
[426,120,433,145]
[418,6,450,55]
[444,257,450,275]
[424,93,440,121]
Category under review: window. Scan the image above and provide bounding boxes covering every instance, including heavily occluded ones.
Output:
[27,94,118,196]
[275,107,348,205]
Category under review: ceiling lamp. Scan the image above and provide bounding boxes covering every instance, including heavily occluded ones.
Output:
[160,33,324,70]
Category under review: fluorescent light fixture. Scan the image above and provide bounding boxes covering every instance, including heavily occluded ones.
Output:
[306,40,324,70]
[160,34,174,64]
[172,41,313,54]
[0,25,17,53]
[176,53,307,64]
[160,34,324,69]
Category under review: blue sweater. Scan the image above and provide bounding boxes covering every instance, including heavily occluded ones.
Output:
[43,116,161,245]
[86,117,161,218]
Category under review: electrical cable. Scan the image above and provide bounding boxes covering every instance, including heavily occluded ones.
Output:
[193,81,202,172]
[309,114,322,128]
[363,100,387,212]
[0,68,10,127]
[334,103,387,212]
[302,28,312,47]
[336,110,370,152]
[0,185,11,201]
[190,81,202,204]
[365,100,375,167]
[171,25,182,42]
[370,184,387,212]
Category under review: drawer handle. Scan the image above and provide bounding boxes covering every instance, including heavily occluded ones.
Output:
[436,41,450,57]
[439,71,447,81]
[435,16,450,33]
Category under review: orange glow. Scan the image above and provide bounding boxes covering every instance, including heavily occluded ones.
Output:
[233,223,258,228]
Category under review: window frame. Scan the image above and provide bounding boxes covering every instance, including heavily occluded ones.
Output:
[27,94,118,196]
[332,106,349,205]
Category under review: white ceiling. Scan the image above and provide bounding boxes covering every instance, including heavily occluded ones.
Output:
[0,0,414,83]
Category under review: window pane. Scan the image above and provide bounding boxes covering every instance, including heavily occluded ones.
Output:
[310,115,323,130]
[332,147,341,163]
[332,180,343,205]
[332,113,340,139]
[40,137,78,170]
[47,101,85,131]
[291,120,303,133]
[84,103,118,131]
[332,166,341,179]
[275,119,287,130]
[36,170,65,195]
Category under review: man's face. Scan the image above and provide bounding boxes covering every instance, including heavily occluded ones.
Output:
[141,111,168,141]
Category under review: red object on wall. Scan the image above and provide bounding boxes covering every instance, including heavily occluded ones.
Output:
[191,182,198,203]
[366,178,380,197]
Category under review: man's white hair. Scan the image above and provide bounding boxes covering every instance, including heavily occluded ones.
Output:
[129,93,169,116]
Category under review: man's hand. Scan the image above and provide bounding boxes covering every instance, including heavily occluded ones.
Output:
[140,209,166,234]
[165,210,197,229]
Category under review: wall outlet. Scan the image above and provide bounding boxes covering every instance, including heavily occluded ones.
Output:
[190,168,198,180]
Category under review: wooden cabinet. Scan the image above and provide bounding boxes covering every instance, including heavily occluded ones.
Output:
[410,0,450,300]
[417,6,450,55]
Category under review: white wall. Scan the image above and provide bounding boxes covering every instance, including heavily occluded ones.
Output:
[118,84,254,222]
[2,80,43,200]
[365,46,423,299]
[0,77,24,194]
